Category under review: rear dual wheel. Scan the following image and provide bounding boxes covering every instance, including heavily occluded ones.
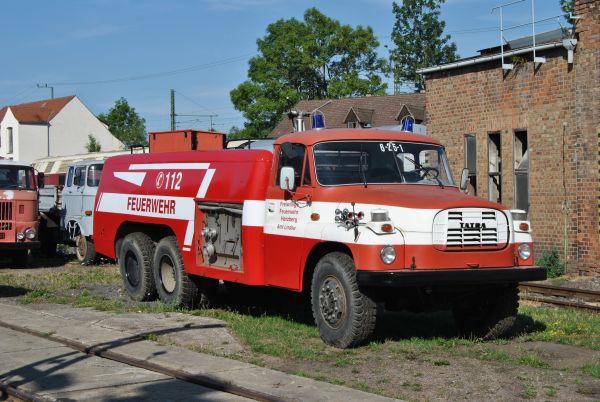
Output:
[153,236,215,308]
[119,232,157,302]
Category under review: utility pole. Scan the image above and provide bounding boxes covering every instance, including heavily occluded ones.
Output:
[37,83,54,99]
[170,89,176,130]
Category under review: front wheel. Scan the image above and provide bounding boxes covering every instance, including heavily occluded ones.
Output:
[311,252,376,348]
[452,284,519,340]
[76,235,96,265]
[153,236,201,308]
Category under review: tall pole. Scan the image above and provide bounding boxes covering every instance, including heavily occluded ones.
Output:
[37,83,54,99]
[170,89,176,130]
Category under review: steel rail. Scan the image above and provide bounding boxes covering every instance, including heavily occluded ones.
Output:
[519,282,600,311]
[0,380,50,402]
[0,320,287,402]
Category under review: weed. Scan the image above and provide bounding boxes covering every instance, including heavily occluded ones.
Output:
[517,354,550,369]
[433,359,450,366]
[581,360,600,379]
[536,247,565,278]
[521,383,537,399]
[144,333,159,342]
[545,386,557,397]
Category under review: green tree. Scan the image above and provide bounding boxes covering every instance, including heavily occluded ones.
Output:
[85,134,101,152]
[390,0,458,92]
[98,97,147,146]
[231,8,388,138]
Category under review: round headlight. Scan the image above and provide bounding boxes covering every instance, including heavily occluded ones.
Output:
[16,232,25,241]
[518,243,531,260]
[25,227,36,240]
[380,245,396,264]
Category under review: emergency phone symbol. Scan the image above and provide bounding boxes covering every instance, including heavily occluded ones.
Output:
[156,172,165,189]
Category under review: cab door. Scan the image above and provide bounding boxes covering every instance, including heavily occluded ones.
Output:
[80,163,103,236]
[264,142,314,290]
[62,164,86,234]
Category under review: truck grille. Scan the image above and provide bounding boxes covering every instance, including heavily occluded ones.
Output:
[0,201,13,231]
[433,208,509,250]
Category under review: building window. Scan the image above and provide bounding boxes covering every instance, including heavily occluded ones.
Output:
[464,134,477,195]
[7,127,13,154]
[488,132,501,203]
[514,130,529,211]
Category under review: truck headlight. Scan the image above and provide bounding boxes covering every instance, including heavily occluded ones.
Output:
[518,243,531,260]
[16,232,25,241]
[380,245,396,264]
[25,227,36,240]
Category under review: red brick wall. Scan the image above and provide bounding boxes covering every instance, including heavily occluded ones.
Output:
[424,0,599,275]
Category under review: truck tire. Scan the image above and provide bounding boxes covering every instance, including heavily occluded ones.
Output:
[153,236,200,308]
[311,252,376,348]
[452,283,518,340]
[76,235,96,265]
[119,233,157,302]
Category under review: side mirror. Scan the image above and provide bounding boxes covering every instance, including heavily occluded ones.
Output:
[459,168,469,192]
[37,172,45,189]
[279,167,296,191]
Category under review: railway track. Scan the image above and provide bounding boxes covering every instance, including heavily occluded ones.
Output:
[519,282,600,311]
[0,320,282,402]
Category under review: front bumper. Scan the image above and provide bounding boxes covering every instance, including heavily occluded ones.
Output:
[0,241,40,251]
[357,266,546,288]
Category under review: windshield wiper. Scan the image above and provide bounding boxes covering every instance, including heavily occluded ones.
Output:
[405,156,444,188]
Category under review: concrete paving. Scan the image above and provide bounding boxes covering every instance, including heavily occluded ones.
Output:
[0,326,249,401]
[0,301,397,401]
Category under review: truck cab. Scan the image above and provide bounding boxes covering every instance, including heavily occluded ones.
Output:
[62,160,104,264]
[0,161,40,263]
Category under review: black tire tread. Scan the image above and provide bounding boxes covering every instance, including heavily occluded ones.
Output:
[453,284,519,340]
[154,236,199,308]
[119,232,157,302]
[311,252,376,348]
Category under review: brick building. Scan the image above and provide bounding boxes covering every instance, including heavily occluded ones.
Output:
[418,0,599,275]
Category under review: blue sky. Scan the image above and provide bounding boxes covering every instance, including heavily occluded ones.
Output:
[0,0,564,133]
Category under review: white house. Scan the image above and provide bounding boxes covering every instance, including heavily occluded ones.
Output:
[0,96,123,164]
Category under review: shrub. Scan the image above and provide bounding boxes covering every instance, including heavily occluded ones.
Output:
[536,247,565,278]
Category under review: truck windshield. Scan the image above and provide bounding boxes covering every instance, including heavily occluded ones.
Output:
[313,140,455,186]
[0,166,35,190]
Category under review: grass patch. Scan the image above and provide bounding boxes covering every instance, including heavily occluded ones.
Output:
[516,305,600,350]
[581,360,600,379]
[517,354,550,369]
[521,382,537,399]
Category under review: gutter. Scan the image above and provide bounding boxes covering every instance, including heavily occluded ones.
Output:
[416,42,562,74]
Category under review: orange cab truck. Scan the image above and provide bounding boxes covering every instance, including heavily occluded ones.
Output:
[93,129,546,348]
[0,160,42,264]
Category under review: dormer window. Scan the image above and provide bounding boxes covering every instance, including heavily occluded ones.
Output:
[343,107,374,129]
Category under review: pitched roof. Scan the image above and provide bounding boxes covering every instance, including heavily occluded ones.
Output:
[270,93,426,138]
[0,96,75,124]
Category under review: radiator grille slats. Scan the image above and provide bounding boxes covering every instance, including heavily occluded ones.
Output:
[0,201,13,231]
[432,208,509,250]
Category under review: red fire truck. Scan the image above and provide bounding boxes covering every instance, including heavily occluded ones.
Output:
[94,129,545,348]
[0,160,42,264]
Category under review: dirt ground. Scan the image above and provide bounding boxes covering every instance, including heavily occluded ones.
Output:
[1,256,599,401]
